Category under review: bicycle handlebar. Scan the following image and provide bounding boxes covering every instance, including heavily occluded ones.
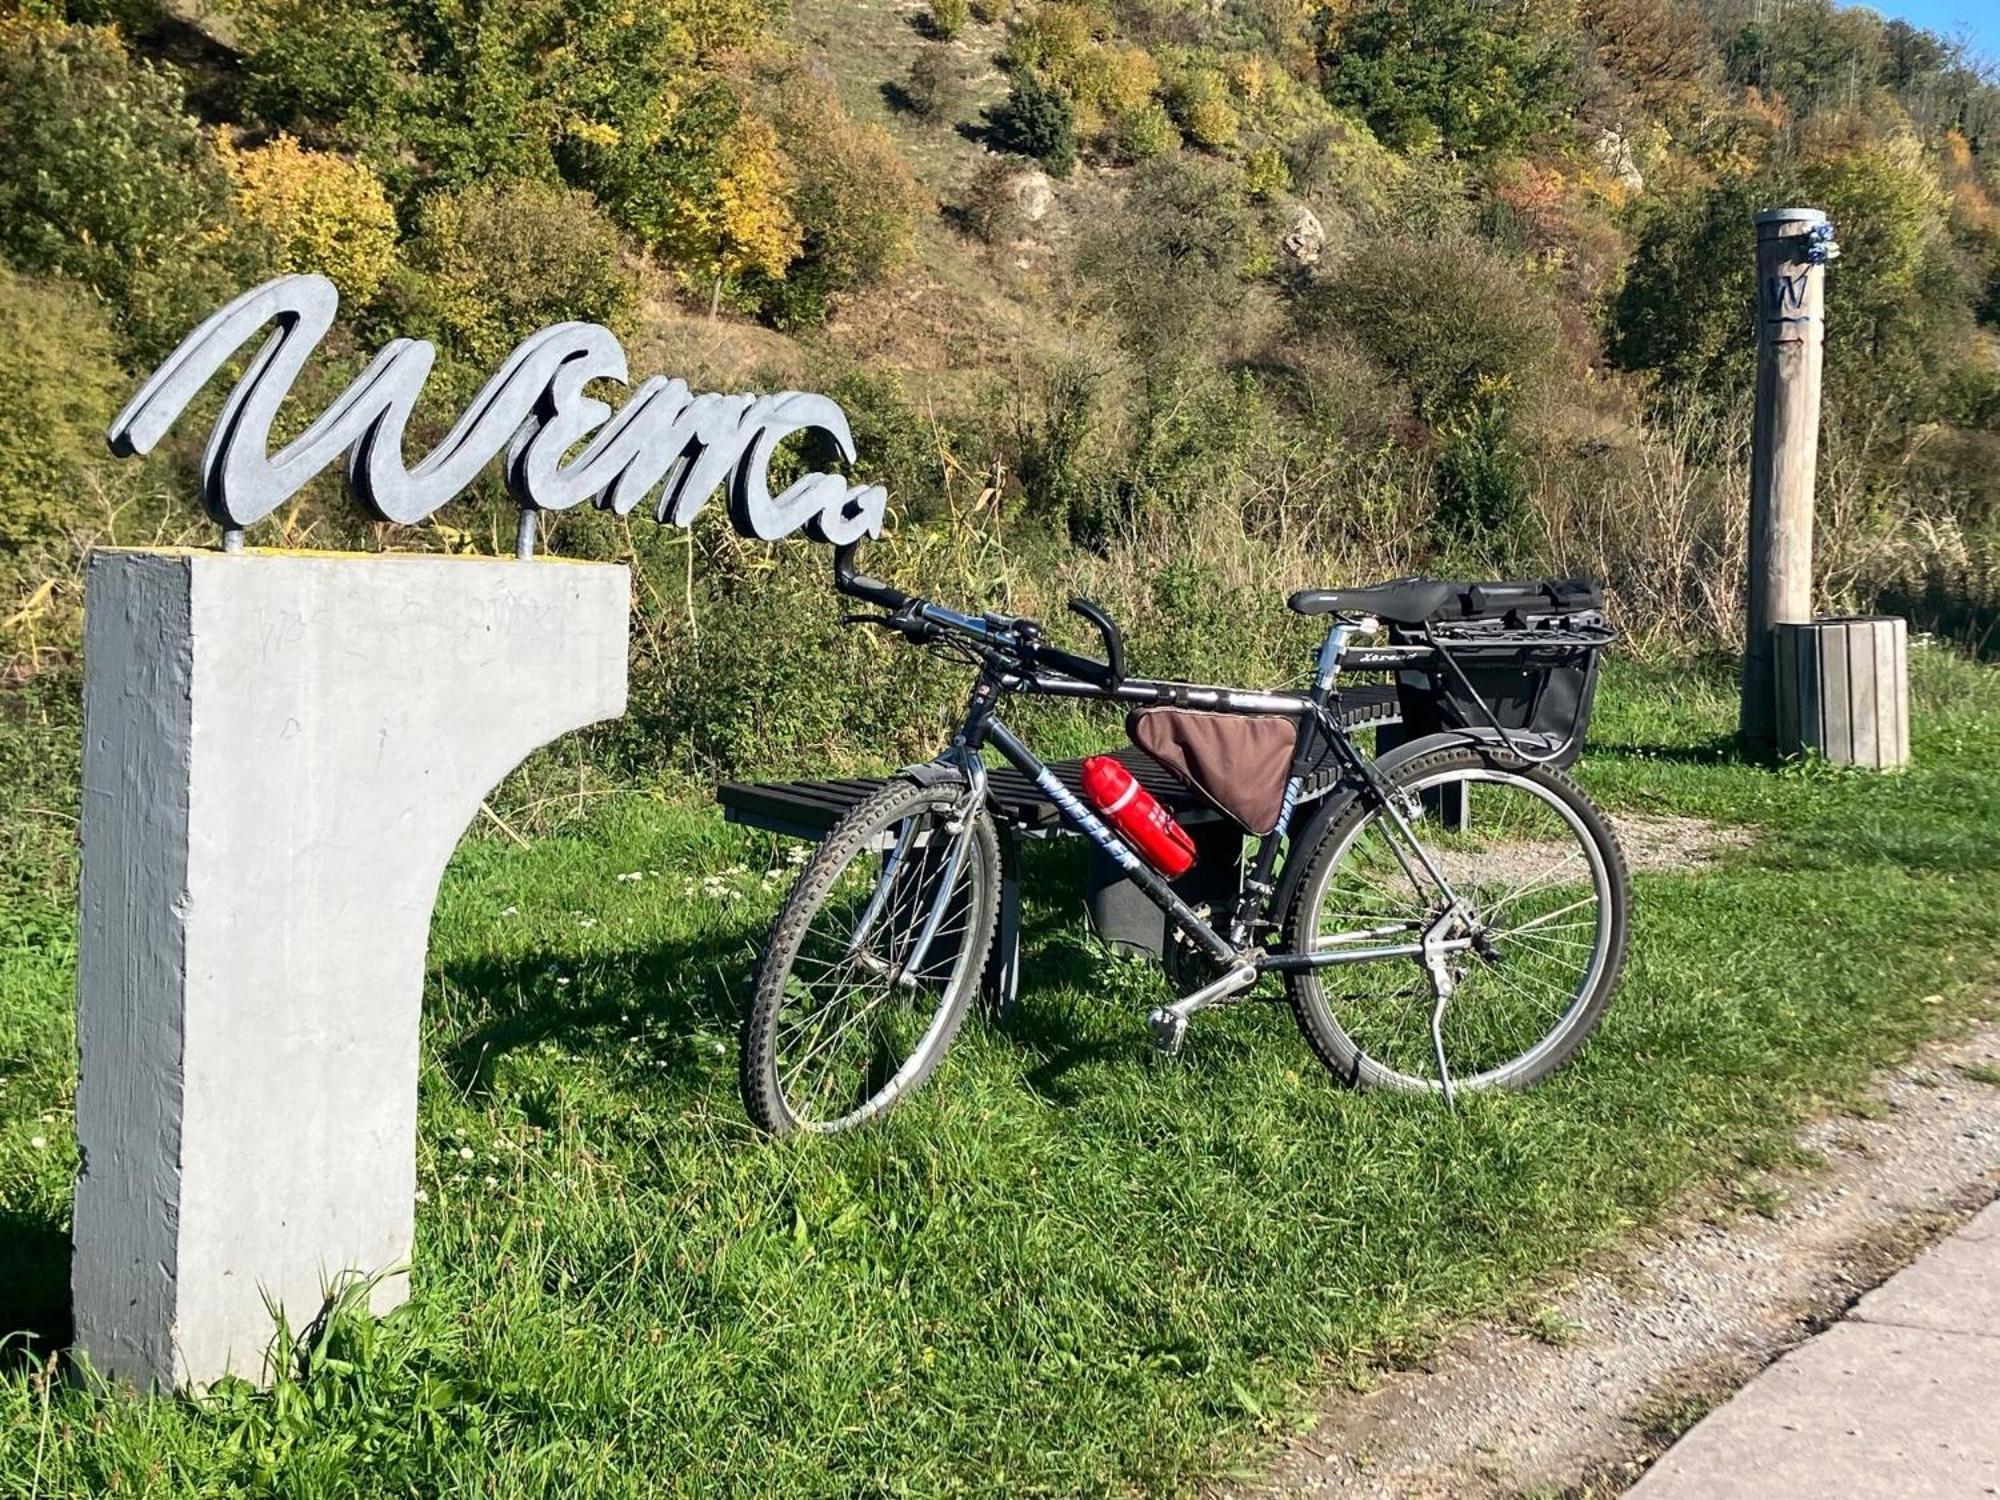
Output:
[832,541,914,612]
[831,542,1123,688]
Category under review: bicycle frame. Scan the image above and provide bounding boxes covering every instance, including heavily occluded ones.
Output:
[938,620,1473,980]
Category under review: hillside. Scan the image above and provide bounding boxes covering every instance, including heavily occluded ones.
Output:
[1,0,1999,784]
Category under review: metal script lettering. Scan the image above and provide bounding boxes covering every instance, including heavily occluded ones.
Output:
[107,275,888,548]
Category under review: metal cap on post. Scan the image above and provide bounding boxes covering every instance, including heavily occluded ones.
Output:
[1741,207,1833,752]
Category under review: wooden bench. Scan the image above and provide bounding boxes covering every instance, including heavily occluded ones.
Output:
[715,683,1402,1009]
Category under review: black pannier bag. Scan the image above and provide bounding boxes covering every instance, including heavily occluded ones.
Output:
[1388,579,1611,768]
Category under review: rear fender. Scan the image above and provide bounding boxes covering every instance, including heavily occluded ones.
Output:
[1267,728,1540,920]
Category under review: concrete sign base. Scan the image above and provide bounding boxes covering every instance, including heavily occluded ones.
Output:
[73,549,629,1390]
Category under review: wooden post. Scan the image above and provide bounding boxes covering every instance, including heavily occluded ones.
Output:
[1740,207,1830,753]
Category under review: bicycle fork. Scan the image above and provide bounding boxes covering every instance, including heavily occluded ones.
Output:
[847,753,987,988]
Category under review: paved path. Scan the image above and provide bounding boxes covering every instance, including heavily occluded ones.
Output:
[1629,1198,2000,1498]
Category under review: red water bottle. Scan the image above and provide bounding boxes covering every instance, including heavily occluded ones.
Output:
[1080,756,1197,878]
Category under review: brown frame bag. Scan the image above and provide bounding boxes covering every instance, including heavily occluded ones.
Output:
[1126,707,1297,836]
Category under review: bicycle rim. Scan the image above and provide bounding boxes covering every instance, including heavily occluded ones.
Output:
[769,803,986,1130]
[1304,765,1615,1089]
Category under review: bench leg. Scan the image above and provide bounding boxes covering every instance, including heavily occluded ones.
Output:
[982,830,1022,1019]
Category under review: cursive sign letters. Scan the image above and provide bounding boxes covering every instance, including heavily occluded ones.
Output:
[107,274,888,550]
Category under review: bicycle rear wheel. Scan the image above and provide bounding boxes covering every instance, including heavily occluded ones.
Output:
[1282,742,1629,1094]
[739,775,1000,1136]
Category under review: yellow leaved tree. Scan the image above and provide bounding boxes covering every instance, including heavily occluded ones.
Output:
[218,132,398,304]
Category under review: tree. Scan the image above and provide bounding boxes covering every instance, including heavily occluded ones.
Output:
[587,81,800,303]
[1800,130,1974,421]
[747,67,928,326]
[1609,178,1766,405]
[994,71,1078,177]
[1319,0,1576,156]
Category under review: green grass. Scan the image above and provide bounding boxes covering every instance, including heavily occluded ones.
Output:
[4,647,2000,1496]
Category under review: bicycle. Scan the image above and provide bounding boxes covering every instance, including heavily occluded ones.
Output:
[738,544,1630,1136]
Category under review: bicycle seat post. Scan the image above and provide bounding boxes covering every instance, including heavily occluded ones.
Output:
[1313,615,1376,701]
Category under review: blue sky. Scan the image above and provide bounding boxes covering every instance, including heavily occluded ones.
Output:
[1856,0,2000,59]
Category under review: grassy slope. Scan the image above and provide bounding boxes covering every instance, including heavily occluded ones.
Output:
[3,648,2000,1496]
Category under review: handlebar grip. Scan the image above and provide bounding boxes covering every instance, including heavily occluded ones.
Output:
[832,541,913,611]
[1033,643,1114,687]
[1067,597,1125,684]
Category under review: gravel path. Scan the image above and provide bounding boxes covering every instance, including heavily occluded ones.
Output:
[1208,813,1995,1497]
[1217,1021,2000,1498]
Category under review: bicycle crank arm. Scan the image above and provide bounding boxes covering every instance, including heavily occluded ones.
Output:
[1147,962,1259,1056]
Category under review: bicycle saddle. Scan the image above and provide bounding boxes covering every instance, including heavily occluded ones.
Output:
[1287,578,1458,626]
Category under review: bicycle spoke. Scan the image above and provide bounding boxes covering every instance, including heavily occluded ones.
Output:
[1303,766,1613,1087]
[758,788,990,1131]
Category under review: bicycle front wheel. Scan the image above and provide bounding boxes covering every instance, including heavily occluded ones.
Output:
[1282,742,1629,1094]
[739,775,1000,1136]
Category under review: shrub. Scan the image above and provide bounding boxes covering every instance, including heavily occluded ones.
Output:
[1096,44,1160,118]
[994,71,1078,177]
[0,269,124,588]
[929,0,970,37]
[1312,232,1562,420]
[219,133,399,304]
[0,19,250,354]
[969,0,1008,19]
[1434,378,1529,545]
[1319,0,1576,156]
[1008,1,1104,76]
[1116,100,1179,162]
[960,157,1031,244]
[1079,154,1249,364]
[402,180,637,366]
[1244,144,1290,198]
[903,44,965,120]
[1167,66,1239,149]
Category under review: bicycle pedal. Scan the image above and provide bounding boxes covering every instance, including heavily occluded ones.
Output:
[1147,1006,1189,1057]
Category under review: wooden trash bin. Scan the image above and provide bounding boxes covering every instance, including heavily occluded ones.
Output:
[1773,616,1909,768]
